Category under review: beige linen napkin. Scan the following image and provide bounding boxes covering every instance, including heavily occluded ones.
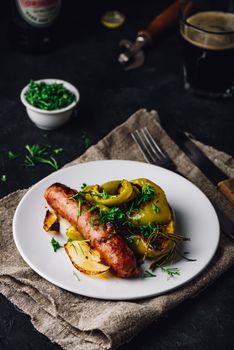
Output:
[0,109,234,350]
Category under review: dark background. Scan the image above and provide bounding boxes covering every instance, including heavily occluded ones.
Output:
[0,1,234,349]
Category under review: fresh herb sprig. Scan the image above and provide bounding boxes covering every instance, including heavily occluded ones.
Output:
[1,175,7,182]
[25,80,76,111]
[160,266,180,279]
[128,185,155,214]
[69,189,110,201]
[8,151,19,160]
[99,207,126,224]
[143,269,156,278]
[24,144,59,170]
[51,238,62,252]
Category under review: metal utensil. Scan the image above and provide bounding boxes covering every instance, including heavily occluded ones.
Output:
[131,126,234,240]
[161,120,234,205]
[119,0,183,71]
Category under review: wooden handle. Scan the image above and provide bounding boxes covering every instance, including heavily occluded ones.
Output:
[218,178,234,204]
[139,0,183,42]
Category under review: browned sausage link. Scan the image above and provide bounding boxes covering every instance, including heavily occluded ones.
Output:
[44,183,140,278]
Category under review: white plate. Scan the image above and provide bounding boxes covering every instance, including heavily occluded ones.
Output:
[13,160,220,300]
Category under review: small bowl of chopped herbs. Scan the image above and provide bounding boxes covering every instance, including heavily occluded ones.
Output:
[21,79,79,130]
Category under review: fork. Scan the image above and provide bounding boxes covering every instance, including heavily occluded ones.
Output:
[131,126,175,170]
[131,126,234,241]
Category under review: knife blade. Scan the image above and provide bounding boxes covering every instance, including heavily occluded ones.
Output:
[162,119,234,239]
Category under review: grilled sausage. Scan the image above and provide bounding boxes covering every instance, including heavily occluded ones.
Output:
[44,183,140,278]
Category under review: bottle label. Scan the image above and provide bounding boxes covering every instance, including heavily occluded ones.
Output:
[16,0,61,27]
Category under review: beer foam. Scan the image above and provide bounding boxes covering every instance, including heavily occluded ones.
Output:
[181,11,234,50]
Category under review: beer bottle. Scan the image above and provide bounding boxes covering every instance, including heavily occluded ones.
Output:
[9,0,62,53]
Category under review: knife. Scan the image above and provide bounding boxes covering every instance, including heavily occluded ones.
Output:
[162,119,234,239]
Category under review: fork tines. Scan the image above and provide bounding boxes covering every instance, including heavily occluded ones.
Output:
[131,127,172,168]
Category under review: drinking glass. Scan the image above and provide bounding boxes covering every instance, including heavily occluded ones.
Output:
[180,0,234,97]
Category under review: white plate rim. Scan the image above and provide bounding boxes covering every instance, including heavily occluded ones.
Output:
[13,159,220,300]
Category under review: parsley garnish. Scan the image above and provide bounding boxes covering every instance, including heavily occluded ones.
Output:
[128,185,155,214]
[54,148,63,154]
[51,238,62,252]
[77,199,84,217]
[1,175,7,182]
[99,207,126,224]
[152,202,160,213]
[126,237,135,246]
[138,223,158,238]
[8,151,19,160]
[25,80,76,111]
[81,183,87,190]
[89,205,98,212]
[24,144,59,170]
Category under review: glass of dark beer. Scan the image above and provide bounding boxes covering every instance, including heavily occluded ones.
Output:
[180,0,234,97]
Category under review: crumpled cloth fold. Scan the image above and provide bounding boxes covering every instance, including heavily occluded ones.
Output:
[0,109,234,350]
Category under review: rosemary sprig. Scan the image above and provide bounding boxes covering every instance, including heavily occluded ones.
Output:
[143,269,156,278]
[160,266,180,279]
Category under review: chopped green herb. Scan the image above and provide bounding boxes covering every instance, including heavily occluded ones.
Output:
[126,237,134,245]
[8,151,19,160]
[84,137,92,149]
[128,185,155,214]
[25,144,49,157]
[69,192,81,201]
[102,189,111,199]
[141,185,155,202]
[51,238,62,252]
[138,223,158,238]
[24,144,59,170]
[152,202,160,213]
[89,205,98,212]
[160,266,180,279]
[99,207,126,224]
[143,269,156,278]
[81,183,87,190]
[25,80,76,111]
[107,234,113,239]
[67,237,73,242]
[54,148,63,154]
[77,199,84,217]
[24,155,36,167]
[81,131,93,149]
[36,156,59,170]
[1,175,7,182]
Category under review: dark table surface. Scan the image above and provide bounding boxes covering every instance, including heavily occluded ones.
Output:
[1,1,234,349]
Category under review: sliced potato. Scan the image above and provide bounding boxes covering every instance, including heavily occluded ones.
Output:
[66,225,84,241]
[43,210,60,234]
[64,240,110,275]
